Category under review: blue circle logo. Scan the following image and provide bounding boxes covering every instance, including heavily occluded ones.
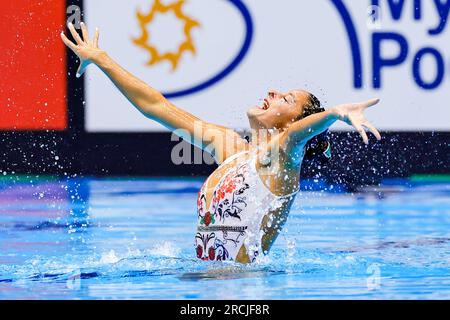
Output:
[158,0,254,99]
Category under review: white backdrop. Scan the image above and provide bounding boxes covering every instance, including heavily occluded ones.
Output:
[85,0,450,132]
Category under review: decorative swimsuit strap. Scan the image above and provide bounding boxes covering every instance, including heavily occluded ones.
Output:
[221,151,250,165]
[277,189,300,199]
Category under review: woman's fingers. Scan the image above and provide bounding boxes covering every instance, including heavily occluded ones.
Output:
[68,22,83,45]
[80,22,90,44]
[358,127,369,145]
[93,27,100,48]
[350,117,369,145]
[363,121,382,141]
[60,32,78,52]
[62,22,97,78]
[361,98,380,109]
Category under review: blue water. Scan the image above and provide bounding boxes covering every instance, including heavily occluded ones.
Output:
[0,177,449,299]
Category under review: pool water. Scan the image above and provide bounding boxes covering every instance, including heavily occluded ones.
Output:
[0,177,449,299]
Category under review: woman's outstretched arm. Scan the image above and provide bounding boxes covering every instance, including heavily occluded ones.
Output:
[283,99,382,150]
[61,22,246,161]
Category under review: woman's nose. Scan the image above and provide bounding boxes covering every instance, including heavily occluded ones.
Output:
[268,90,279,98]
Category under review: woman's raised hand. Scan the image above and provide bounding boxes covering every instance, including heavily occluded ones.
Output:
[61,22,102,78]
[331,99,382,145]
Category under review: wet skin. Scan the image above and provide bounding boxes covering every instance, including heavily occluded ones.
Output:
[61,22,382,263]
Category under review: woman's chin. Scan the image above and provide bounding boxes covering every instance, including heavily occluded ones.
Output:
[247,107,265,118]
[247,108,270,129]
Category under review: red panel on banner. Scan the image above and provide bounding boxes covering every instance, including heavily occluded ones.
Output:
[0,0,67,131]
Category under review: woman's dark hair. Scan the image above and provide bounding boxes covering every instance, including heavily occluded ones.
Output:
[299,93,331,163]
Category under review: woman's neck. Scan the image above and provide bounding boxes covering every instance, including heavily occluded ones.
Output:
[248,126,286,152]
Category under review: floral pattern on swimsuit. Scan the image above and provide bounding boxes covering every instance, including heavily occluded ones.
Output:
[195,162,253,262]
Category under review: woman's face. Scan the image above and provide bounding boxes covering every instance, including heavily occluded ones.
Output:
[247,89,310,130]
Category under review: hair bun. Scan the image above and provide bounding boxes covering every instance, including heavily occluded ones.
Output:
[304,130,331,162]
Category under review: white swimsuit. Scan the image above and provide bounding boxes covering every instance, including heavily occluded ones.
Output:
[195,151,298,262]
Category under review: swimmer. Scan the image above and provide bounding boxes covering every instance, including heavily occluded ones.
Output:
[61,22,382,263]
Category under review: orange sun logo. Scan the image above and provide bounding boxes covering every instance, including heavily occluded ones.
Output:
[133,0,200,71]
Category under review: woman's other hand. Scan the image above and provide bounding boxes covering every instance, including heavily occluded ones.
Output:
[331,99,382,144]
[61,22,103,78]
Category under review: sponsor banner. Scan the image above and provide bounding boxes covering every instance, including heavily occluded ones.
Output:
[85,0,450,132]
[0,0,67,131]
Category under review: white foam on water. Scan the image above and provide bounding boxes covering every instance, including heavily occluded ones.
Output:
[148,241,181,258]
[100,250,120,264]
